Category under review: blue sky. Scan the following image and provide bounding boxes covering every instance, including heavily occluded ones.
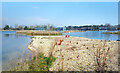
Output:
[2,2,118,27]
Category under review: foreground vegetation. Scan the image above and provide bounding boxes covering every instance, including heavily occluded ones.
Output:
[7,38,57,71]
[10,53,56,71]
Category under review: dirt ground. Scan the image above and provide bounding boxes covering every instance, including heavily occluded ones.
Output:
[28,36,119,71]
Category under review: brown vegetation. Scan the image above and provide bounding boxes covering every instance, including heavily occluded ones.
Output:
[95,43,110,71]
[103,31,120,34]
[16,30,62,36]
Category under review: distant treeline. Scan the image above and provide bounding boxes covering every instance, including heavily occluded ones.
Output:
[2,23,120,31]
[2,24,56,30]
[57,24,120,31]
[3,25,35,30]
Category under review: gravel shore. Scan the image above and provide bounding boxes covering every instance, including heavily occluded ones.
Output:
[28,36,119,71]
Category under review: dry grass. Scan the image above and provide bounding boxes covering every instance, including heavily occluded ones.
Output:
[103,31,120,34]
[95,42,110,71]
[16,30,62,36]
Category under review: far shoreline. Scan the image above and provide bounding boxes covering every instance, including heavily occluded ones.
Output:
[0,30,17,31]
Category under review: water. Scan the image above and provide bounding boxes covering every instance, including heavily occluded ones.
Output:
[1,31,32,70]
[62,31,119,41]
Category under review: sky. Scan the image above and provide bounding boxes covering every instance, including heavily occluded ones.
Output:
[1,0,120,2]
[2,2,118,27]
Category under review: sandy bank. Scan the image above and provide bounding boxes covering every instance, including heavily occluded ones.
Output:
[28,36,119,71]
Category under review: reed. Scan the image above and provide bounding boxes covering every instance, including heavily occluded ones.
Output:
[16,30,62,36]
[103,31,120,34]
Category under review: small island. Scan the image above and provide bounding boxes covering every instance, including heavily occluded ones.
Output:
[103,31,120,34]
[16,30,62,36]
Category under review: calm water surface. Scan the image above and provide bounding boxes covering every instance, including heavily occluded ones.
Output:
[2,31,32,70]
[1,30,119,70]
[63,31,119,41]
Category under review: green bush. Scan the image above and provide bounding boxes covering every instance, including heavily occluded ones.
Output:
[4,25,9,30]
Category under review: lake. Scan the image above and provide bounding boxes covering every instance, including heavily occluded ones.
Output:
[1,30,119,70]
[63,31,119,41]
[1,31,32,70]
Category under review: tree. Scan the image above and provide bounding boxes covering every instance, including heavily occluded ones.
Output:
[4,25,9,30]
[44,25,47,30]
[105,23,111,30]
[30,26,35,30]
[50,25,54,31]
[15,24,18,29]
[18,25,23,30]
[117,24,120,30]
[105,23,111,27]
[9,26,13,30]
[24,26,29,30]
[35,24,39,28]
[47,24,50,30]
[100,24,104,27]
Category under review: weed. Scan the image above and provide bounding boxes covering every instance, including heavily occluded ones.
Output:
[11,53,56,71]
[95,42,110,71]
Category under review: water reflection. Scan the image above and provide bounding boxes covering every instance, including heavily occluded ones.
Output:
[2,31,32,70]
[4,34,14,37]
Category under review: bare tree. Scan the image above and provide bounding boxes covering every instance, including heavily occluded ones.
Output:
[18,25,23,30]
[15,24,18,29]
